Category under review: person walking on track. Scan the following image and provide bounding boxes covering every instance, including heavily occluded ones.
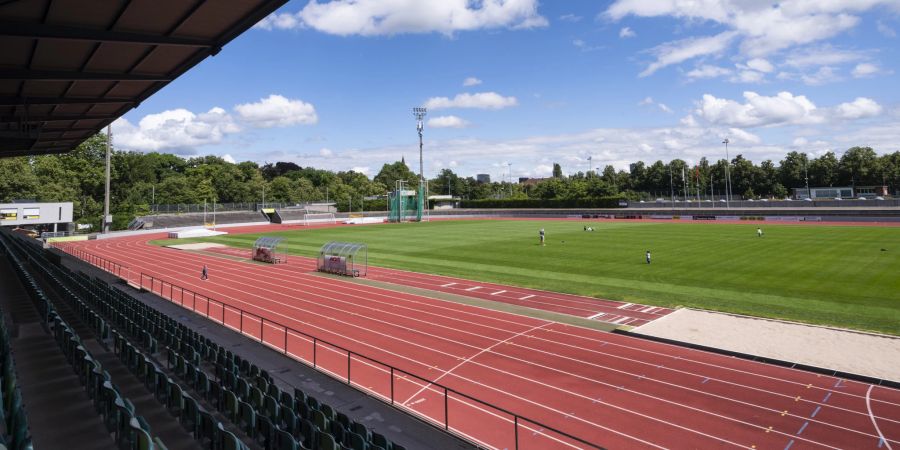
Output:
[201,264,208,280]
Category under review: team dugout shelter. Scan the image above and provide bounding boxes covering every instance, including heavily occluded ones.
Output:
[252,236,285,264]
[317,242,367,277]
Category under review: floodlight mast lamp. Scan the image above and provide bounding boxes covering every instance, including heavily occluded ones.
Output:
[722,138,732,209]
[413,107,427,221]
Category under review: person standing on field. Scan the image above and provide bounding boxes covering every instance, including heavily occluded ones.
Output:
[646,250,651,265]
[757,227,764,237]
[539,228,545,246]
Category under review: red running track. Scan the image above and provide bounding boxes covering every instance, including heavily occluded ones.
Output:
[201,244,671,327]
[56,234,900,450]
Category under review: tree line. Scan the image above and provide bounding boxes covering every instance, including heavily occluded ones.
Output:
[0,133,897,229]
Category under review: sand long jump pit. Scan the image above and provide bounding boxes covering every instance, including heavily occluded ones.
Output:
[631,308,900,383]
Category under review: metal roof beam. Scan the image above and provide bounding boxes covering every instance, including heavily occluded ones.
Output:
[0,21,215,48]
[0,114,117,123]
[0,69,169,82]
[0,96,134,106]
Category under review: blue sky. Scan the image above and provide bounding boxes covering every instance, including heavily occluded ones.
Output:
[113,0,900,181]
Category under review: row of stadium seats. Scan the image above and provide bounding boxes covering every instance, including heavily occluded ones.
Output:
[4,231,409,450]
[0,234,159,450]
[0,258,31,450]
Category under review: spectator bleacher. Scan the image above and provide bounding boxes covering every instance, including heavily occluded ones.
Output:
[1,229,424,450]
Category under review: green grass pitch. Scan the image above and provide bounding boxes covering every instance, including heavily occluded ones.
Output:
[164,220,900,335]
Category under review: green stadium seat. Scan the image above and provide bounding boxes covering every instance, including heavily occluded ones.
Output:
[223,389,239,422]
[250,386,264,410]
[274,427,299,450]
[167,380,184,417]
[181,395,199,435]
[320,403,335,421]
[256,414,275,448]
[348,432,368,450]
[371,432,389,450]
[318,432,338,450]
[263,394,279,420]
[312,409,328,431]
[238,400,256,437]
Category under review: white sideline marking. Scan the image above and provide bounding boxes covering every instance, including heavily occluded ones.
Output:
[519,294,535,300]
[867,385,894,450]
[440,283,456,288]
[464,286,482,291]
[587,312,606,319]
[618,303,633,309]
[490,290,506,296]
[641,306,656,313]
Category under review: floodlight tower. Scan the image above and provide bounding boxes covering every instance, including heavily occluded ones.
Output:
[722,138,732,208]
[413,107,427,221]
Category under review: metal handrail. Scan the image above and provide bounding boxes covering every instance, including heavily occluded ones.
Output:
[136,272,604,450]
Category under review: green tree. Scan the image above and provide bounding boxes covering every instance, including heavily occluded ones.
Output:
[374,160,418,188]
[552,163,563,179]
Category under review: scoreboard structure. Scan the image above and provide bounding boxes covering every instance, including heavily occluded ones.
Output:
[0,202,73,231]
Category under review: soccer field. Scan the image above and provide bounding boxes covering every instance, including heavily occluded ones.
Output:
[170,219,900,335]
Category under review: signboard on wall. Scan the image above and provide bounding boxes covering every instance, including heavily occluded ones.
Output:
[0,208,16,221]
[22,208,40,220]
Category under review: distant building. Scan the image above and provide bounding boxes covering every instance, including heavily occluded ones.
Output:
[476,174,491,183]
[792,186,854,200]
[428,195,460,210]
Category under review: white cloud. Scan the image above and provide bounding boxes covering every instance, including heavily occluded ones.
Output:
[693,91,823,128]
[727,127,761,144]
[638,96,654,106]
[730,70,765,84]
[112,107,240,153]
[559,14,582,22]
[428,115,470,128]
[462,77,482,87]
[851,63,880,78]
[350,166,371,175]
[638,97,672,113]
[685,65,732,80]
[319,148,333,157]
[878,20,897,37]
[800,66,840,85]
[619,27,636,38]
[605,1,896,75]
[834,97,882,120]
[639,31,737,77]
[692,91,883,128]
[745,58,774,73]
[424,92,518,110]
[233,94,318,128]
[792,137,808,147]
[222,154,237,164]
[658,103,672,113]
[257,0,548,35]
[783,45,868,68]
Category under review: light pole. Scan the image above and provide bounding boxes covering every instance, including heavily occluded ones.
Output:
[722,138,732,208]
[508,162,512,197]
[803,155,811,200]
[587,156,592,178]
[413,107,427,221]
[669,164,675,210]
[103,125,111,233]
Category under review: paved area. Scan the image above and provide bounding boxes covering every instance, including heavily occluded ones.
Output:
[633,308,900,383]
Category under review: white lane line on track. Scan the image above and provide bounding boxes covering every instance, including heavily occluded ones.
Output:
[464,286,482,291]
[98,237,900,418]
[519,294,535,300]
[401,323,551,407]
[441,283,457,287]
[91,239,900,436]
[490,290,506,296]
[98,239,900,432]
[617,303,633,309]
[104,242,738,447]
[867,385,894,450]
[587,312,606,319]
[113,241,875,448]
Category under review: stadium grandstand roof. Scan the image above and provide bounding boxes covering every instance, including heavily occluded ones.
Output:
[0,0,287,157]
